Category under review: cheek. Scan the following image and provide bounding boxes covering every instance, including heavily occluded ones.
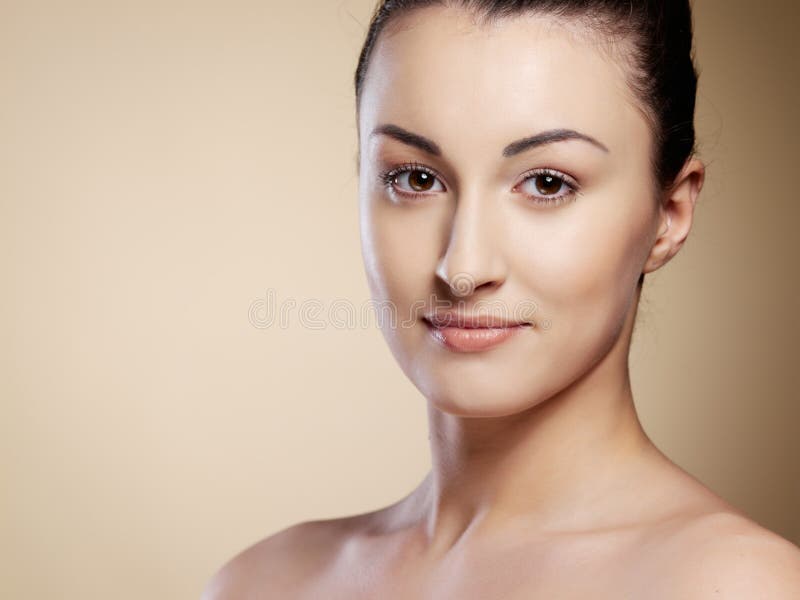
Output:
[510,192,652,344]
[359,193,446,309]
[360,194,450,385]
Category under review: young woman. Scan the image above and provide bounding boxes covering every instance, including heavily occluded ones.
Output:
[205,1,800,597]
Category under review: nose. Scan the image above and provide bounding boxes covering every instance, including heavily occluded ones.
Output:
[434,190,507,297]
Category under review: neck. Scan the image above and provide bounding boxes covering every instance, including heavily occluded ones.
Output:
[405,286,661,556]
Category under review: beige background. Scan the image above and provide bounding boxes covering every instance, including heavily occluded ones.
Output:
[1,1,797,598]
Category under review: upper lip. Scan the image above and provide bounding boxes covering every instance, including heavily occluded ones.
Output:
[423,312,532,329]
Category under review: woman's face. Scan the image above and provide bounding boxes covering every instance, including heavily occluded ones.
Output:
[358,7,663,416]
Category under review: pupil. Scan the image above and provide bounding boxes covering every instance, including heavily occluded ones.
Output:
[536,175,561,195]
[409,170,432,191]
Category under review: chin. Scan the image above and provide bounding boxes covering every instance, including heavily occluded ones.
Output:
[416,373,555,418]
[407,343,564,418]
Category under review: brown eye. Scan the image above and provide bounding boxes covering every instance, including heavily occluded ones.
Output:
[385,165,446,198]
[534,174,563,196]
[408,170,435,192]
[516,169,578,207]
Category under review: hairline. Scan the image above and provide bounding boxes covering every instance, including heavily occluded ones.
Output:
[357,3,665,200]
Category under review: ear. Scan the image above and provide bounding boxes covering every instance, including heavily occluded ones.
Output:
[642,157,705,275]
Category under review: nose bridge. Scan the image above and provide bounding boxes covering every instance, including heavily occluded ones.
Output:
[436,185,506,294]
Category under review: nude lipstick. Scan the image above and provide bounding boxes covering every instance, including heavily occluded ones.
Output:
[423,313,533,353]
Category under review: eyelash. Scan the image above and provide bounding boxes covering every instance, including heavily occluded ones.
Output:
[378,162,580,207]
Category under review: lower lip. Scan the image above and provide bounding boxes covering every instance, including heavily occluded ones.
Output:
[425,322,531,353]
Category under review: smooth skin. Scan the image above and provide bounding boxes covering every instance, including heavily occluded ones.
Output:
[204,6,800,599]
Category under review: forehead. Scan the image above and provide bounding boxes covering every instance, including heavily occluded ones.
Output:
[359,5,649,158]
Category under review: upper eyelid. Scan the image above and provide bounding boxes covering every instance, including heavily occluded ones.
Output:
[384,163,442,181]
[515,167,579,190]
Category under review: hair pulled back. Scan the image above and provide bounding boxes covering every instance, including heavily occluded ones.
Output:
[354,0,699,195]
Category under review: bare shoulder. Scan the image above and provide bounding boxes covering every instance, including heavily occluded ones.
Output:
[649,509,800,599]
[200,517,357,600]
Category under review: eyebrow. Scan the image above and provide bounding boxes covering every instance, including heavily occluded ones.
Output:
[370,123,610,157]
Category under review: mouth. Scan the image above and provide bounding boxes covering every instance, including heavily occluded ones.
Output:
[422,314,533,353]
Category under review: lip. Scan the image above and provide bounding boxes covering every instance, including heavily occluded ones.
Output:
[424,312,532,329]
[423,314,533,353]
